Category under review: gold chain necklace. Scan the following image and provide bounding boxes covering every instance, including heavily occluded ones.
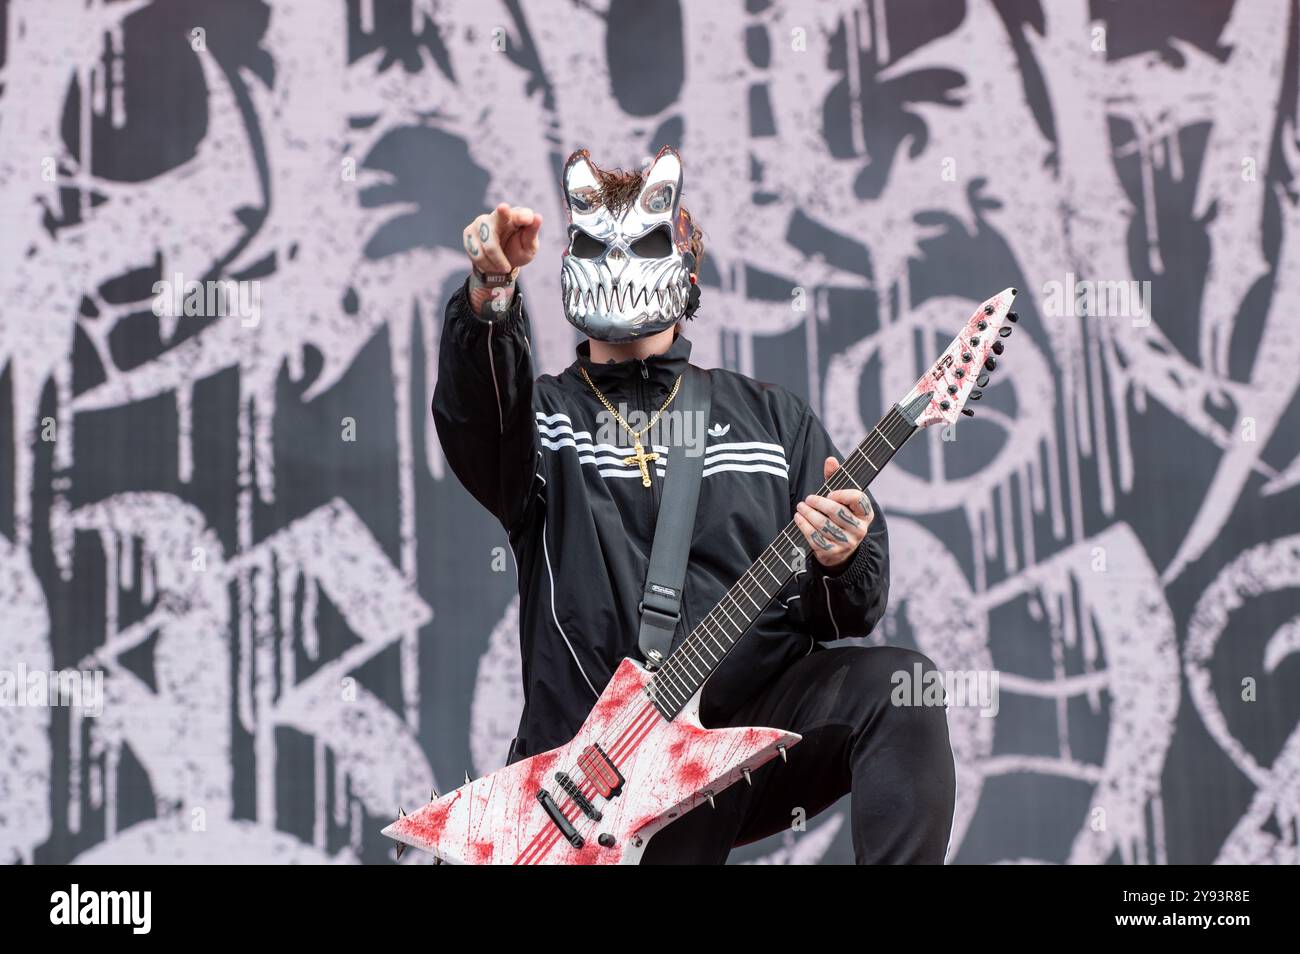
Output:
[579,366,683,488]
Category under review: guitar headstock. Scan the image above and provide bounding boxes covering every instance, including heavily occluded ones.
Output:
[897,287,1019,429]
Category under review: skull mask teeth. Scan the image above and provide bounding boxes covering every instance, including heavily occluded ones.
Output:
[560,146,694,343]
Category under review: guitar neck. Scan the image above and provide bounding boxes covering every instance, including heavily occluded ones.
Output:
[648,404,919,719]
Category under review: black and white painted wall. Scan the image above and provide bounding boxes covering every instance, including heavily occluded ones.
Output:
[1,0,1298,864]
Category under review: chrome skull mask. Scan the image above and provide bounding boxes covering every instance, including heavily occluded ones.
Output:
[560,146,696,342]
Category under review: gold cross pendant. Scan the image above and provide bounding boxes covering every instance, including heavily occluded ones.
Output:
[624,438,660,488]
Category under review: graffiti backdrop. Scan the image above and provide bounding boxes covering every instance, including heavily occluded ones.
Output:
[1,0,1299,864]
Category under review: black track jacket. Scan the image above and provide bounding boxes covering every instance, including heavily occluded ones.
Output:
[433,279,890,757]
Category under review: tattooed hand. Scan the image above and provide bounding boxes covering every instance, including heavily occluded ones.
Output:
[465,203,543,316]
[794,456,875,570]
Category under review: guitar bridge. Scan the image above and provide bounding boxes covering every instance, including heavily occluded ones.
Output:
[556,772,602,820]
[576,743,624,798]
[536,790,584,848]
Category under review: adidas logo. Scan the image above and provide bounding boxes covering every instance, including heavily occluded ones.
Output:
[707,422,730,437]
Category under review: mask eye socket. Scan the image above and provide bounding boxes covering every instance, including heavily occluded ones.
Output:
[630,226,673,258]
[570,231,606,259]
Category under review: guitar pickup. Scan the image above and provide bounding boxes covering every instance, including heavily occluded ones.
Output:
[537,790,584,848]
[576,743,624,798]
[556,772,602,821]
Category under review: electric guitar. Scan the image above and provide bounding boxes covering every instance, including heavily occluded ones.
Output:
[385,287,1020,864]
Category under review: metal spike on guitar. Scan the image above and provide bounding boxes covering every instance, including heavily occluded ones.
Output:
[465,770,473,785]
[742,768,753,786]
[706,791,716,809]
[777,745,788,763]
[431,789,439,801]
[398,806,406,817]
[395,842,407,861]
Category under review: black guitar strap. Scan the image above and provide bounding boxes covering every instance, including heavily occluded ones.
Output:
[637,364,712,669]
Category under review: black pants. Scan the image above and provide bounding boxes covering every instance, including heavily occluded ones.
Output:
[641,645,956,864]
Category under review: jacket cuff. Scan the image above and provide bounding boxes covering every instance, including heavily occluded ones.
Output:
[462,276,525,327]
[448,278,526,347]
[811,536,876,588]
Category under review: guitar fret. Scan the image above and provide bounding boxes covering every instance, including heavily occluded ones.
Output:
[680,650,706,680]
[701,625,728,656]
[715,599,740,629]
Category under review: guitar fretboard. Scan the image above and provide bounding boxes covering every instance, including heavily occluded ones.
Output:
[647,404,918,718]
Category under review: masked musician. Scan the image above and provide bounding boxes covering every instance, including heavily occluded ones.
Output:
[432,146,955,863]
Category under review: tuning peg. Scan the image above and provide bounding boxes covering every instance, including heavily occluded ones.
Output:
[1007,311,1018,323]
[969,389,983,401]
[991,340,1004,355]
[984,304,995,315]
[999,326,1012,337]
[961,408,975,417]
[395,842,407,861]
[984,356,997,371]
[976,372,989,387]
[947,385,958,395]
[939,400,951,411]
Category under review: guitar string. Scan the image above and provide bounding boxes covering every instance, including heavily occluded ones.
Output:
[538,410,917,820]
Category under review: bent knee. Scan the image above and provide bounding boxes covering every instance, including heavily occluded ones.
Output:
[847,645,939,687]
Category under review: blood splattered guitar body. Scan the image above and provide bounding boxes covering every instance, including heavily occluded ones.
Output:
[384,658,798,865]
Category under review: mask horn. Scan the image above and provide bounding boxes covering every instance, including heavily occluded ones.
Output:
[637,145,683,221]
[563,148,602,218]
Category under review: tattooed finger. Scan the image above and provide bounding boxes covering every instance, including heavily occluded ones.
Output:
[822,518,849,545]
[479,221,490,243]
[465,233,479,257]
[810,529,834,551]
[836,506,861,528]
[856,494,873,518]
